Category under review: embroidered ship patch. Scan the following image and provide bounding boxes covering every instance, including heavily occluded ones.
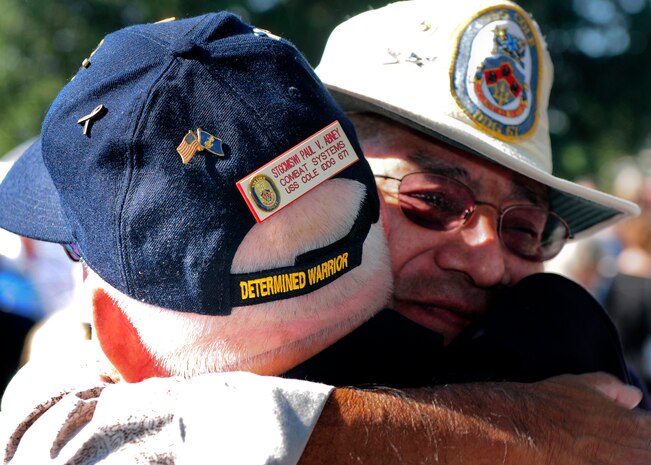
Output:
[451,5,542,140]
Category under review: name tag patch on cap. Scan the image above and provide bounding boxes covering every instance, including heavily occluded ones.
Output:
[237,120,359,222]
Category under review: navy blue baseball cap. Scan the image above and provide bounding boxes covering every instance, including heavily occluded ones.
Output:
[0,12,379,315]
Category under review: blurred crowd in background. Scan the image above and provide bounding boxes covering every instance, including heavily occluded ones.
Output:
[547,150,651,387]
[0,141,88,399]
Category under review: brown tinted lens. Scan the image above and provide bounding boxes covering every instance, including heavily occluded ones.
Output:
[499,206,569,261]
[398,173,475,231]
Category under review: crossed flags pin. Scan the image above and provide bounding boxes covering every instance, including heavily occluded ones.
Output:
[176,128,225,164]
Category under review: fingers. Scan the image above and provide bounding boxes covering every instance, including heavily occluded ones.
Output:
[529,374,651,464]
[574,372,643,409]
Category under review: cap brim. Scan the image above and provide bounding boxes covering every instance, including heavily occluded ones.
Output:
[329,86,640,239]
[0,138,73,243]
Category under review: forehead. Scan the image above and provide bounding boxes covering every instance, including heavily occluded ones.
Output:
[358,114,548,204]
[406,149,546,203]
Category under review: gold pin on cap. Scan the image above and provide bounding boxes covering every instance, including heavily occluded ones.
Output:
[81,38,105,69]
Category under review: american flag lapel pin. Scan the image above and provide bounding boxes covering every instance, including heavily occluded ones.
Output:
[176,130,201,164]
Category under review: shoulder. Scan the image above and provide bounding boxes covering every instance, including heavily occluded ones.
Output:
[2,369,332,465]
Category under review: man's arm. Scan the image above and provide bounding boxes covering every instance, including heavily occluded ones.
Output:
[301,373,651,465]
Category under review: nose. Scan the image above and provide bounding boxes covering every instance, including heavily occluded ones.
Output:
[435,206,509,287]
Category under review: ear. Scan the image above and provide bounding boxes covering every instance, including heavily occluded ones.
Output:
[92,289,168,382]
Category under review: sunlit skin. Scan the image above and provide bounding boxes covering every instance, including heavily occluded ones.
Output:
[354,114,547,345]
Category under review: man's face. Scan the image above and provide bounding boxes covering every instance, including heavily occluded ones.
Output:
[356,115,546,345]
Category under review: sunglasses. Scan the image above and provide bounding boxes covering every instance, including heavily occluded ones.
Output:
[375,172,572,262]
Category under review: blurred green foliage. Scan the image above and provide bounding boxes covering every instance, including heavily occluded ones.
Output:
[519,0,651,188]
[1,0,649,188]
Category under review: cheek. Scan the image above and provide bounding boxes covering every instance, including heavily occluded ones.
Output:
[385,203,437,276]
[508,258,544,283]
[385,204,408,274]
